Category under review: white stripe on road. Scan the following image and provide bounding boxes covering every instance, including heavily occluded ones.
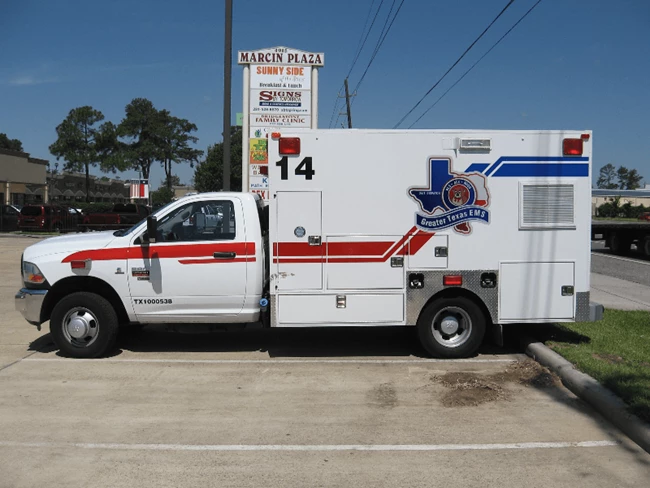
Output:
[0,440,618,452]
[23,357,517,365]
[591,252,650,266]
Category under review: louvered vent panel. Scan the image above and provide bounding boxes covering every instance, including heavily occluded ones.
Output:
[521,184,574,228]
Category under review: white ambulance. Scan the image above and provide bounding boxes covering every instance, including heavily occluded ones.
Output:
[15,129,603,358]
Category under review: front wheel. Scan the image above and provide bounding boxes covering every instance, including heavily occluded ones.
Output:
[50,292,119,358]
[417,296,486,358]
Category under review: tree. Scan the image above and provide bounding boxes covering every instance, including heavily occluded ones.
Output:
[112,98,162,180]
[621,168,643,190]
[158,110,203,191]
[150,186,174,205]
[194,126,242,192]
[596,164,618,189]
[162,175,182,187]
[0,133,24,152]
[49,106,113,203]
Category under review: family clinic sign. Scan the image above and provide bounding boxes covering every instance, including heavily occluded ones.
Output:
[238,46,324,201]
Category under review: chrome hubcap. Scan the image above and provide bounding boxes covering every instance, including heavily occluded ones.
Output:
[431,306,472,348]
[62,308,100,348]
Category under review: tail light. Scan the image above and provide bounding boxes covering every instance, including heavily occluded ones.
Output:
[563,138,583,156]
[443,275,463,286]
[279,137,301,155]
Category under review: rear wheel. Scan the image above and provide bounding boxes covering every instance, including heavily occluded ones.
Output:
[50,292,119,358]
[642,236,650,258]
[417,296,486,358]
[609,232,631,255]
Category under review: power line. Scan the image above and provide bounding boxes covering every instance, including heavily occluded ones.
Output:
[408,0,544,128]
[393,0,516,128]
[329,0,385,128]
[347,0,384,79]
[352,0,407,95]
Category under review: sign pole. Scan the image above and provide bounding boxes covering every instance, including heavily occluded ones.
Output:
[242,65,250,192]
[222,0,233,191]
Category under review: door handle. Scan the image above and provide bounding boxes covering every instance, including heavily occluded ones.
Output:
[213,252,236,259]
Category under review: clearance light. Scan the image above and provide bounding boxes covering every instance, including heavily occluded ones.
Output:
[271,132,281,139]
[581,133,590,140]
[259,165,268,175]
[70,260,90,270]
[443,275,463,286]
[563,138,583,156]
[279,137,301,155]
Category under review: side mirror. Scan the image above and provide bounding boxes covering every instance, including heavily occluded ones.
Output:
[146,215,158,243]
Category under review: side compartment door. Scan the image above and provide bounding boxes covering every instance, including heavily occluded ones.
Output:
[275,191,323,290]
[128,197,249,322]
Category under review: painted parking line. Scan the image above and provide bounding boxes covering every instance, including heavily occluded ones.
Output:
[23,357,519,365]
[0,440,618,452]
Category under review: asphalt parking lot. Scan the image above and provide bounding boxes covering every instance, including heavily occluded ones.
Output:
[1,236,649,487]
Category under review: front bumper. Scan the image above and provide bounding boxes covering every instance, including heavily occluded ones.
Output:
[15,288,47,326]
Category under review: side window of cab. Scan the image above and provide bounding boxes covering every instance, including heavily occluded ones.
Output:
[139,200,237,243]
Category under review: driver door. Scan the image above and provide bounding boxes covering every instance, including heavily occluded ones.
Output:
[127,197,249,323]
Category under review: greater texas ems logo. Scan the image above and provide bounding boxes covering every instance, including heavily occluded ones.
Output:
[408,158,490,235]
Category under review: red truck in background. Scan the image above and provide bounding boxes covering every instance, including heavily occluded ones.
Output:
[82,203,150,231]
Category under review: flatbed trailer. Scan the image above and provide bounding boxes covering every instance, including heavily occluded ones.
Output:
[591,220,650,256]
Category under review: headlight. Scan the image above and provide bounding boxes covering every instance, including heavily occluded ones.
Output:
[23,262,46,285]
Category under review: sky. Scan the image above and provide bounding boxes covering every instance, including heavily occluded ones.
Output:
[1,0,649,189]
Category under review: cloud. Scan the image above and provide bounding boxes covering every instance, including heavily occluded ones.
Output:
[7,75,61,86]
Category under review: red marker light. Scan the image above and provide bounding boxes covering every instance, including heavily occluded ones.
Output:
[581,133,590,141]
[563,138,583,156]
[271,132,281,139]
[259,165,268,175]
[443,275,462,286]
[279,137,301,155]
[71,260,89,270]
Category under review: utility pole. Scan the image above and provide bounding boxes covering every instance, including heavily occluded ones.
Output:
[343,78,353,128]
[339,78,355,128]
[222,0,233,191]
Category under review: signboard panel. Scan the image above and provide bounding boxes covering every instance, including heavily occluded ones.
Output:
[249,138,268,164]
[250,113,311,128]
[238,47,324,67]
[251,65,311,90]
[250,89,311,115]
[250,175,269,189]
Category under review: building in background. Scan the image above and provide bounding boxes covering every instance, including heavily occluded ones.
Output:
[49,173,130,204]
[592,186,650,214]
[172,185,196,199]
[0,149,48,205]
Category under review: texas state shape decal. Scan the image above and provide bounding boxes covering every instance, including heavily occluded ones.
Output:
[408,158,490,235]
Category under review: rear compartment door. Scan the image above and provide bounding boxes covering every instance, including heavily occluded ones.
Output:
[499,262,575,321]
[275,191,323,290]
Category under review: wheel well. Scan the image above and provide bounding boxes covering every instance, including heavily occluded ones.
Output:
[418,288,494,327]
[41,276,129,325]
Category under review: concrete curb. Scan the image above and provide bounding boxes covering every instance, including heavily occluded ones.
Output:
[524,339,650,455]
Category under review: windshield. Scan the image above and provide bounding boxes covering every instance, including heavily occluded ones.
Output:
[112,201,174,237]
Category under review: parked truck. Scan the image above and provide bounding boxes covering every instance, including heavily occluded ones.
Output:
[591,220,650,257]
[82,203,150,231]
[15,129,603,358]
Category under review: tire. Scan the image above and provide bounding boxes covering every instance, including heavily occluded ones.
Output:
[417,296,486,358]
[50,292,119,358]
[610,232,631,255]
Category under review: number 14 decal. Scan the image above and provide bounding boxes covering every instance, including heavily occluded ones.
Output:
[276,156,315,180]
